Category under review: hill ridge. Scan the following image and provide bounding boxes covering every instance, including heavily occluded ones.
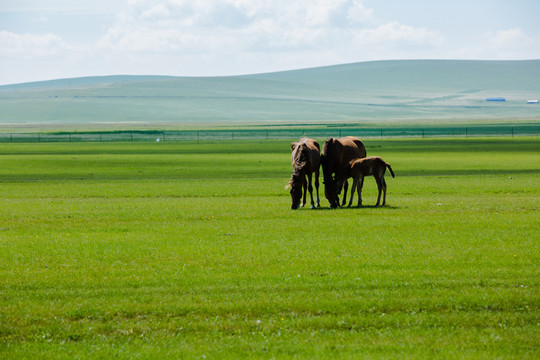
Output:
[1,60,539,127]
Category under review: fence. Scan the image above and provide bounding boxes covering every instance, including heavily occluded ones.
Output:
[0,125,538,143]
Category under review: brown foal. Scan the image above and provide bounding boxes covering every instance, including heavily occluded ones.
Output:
[342,156,395,207]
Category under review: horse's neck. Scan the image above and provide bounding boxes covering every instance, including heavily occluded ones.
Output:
[294,148,310,169]
[293,145,304,161]
[328,142,344,171]
[335,142,346,163]
[294,162,307,173]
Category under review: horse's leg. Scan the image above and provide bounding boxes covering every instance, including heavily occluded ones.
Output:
[341,179,348,207]
[307,172,315,209]
[375,176,383,206]
[348,177,357,207]
[301,176,307,207]
[357,177,364,207]
[314,170,320,208]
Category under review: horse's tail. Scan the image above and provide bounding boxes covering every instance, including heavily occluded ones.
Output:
[386,162,395,178]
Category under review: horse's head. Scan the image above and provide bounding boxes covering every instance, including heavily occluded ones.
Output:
[323,176,339,208]
[288,167,304,209]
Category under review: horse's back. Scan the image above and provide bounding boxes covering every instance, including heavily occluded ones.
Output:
[305,138,320,153]
[337,136,366,164]
[321,136,366,175]
[305,139,321,171]
[339,136,366,158]
[350,156,387,178]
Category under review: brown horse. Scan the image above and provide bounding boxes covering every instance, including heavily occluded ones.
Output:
[320,136,366,208]
[342,156,395,207]
[287,137,321,209]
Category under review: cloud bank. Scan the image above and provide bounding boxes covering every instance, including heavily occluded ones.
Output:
[1,0,539,84]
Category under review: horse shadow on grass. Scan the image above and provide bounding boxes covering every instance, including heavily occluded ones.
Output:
[311,204,400,211]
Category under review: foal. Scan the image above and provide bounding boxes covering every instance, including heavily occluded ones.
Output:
[342,156,395,207]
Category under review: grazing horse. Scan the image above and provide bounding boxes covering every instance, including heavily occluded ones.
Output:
[287,137,321,209]
[320,136,366,208]
[342,156,395,207]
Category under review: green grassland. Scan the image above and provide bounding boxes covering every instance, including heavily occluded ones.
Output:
[0,138,539,358]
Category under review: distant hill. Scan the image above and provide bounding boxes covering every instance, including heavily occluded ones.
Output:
[1,60,539,128]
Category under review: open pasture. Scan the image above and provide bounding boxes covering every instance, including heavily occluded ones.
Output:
[0,138,538,358]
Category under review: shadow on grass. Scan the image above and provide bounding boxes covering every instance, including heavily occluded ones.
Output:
[307,204,400,211]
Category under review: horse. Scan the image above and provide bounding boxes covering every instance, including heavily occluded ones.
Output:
[320,136,366,208]
[287,137,321,209]
[341,156,395,207]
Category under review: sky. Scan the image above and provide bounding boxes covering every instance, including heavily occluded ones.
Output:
[1,0,540,85]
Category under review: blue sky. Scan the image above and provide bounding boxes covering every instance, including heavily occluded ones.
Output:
[1,0,539,85]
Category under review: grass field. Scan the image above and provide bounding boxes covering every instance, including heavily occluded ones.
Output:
[0,137,538,358]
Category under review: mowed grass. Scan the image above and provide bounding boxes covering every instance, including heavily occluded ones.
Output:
[0,138,538,359]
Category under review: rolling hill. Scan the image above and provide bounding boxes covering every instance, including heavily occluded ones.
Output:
[0,60,539,129]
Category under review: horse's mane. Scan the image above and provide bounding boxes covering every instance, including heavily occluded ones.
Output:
[291,136,309,150]
[321,137,336,156]
[294,150,308,171]
[292,139,309,169]
[321,139,329,156]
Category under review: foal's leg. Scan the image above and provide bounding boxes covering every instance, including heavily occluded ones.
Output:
[348,177,358,207]
[375,176,383,206]
[381,176,387,206]
[357,177,364,207]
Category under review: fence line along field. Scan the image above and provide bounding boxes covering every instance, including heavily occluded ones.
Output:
[0,138,538,359]
[1,123,540,143]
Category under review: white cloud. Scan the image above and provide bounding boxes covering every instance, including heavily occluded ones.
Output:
[0,0,444,66]
[490,28,536,48]
[0,30,71,59]
[0,0,443,83]
[454,28,540,60]
[353,21,444,51]
[0,0,126,14]
[5,0,537,85]
[489,28,540,59]
[97,0,430,57]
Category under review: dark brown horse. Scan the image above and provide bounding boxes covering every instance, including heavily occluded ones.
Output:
[287,137,321,209]
[342,156,395,207]
[321,136,366,208]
